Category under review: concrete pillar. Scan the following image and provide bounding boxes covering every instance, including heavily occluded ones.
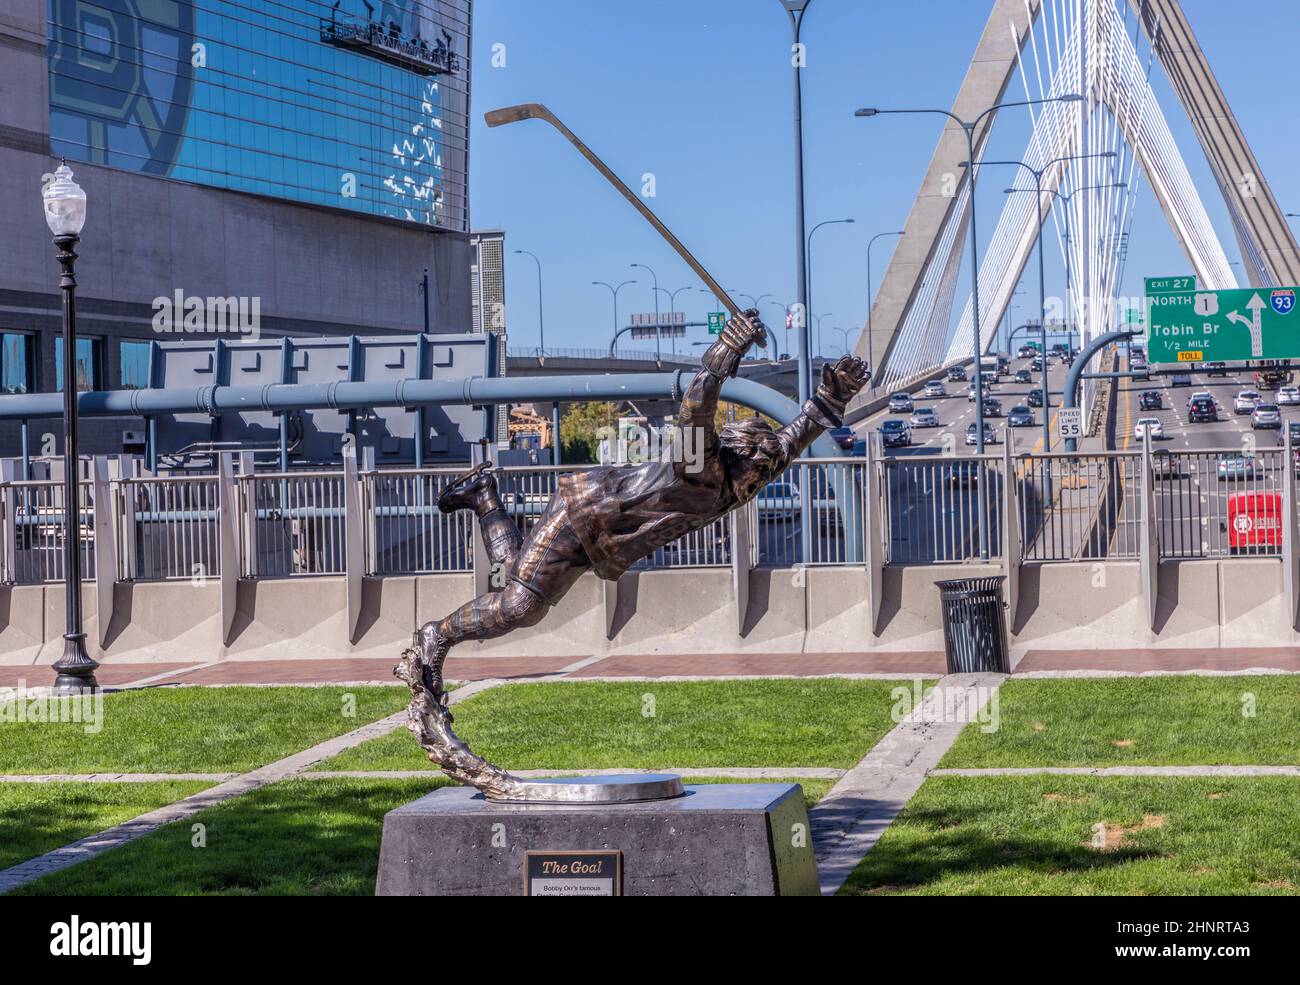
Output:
[91,456,116,647]
[1283,426,1299,629]
[343,443,364,644]
[1139,430,1157,630]
[218,453,239,645]
[238,451,256,578]
[470,443,490,599]
[730,499,753,634]
[1000,436,1020,627]
[864,436,883,635]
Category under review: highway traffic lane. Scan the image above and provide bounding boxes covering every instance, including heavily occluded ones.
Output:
[855,355,1072,458]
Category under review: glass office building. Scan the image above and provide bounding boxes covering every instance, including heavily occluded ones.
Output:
[47,0,470,230]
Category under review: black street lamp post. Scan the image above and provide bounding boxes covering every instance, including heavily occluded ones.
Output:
[43,160,97,694]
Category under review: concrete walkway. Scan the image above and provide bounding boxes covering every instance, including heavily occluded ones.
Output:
[809,672,1006,897]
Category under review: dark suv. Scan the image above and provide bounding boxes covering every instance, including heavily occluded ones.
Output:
[1139,390,1162,411]
[1188,396,1216,423]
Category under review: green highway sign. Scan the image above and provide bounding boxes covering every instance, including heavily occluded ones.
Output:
[1146,286,1300,364]
[707,311,726,335]
[1145,275,1198,294]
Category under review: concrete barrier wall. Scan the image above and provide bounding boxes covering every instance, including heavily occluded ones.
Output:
[0,558,1294,666]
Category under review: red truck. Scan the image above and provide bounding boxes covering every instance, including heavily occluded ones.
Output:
[1227,492,1282,554]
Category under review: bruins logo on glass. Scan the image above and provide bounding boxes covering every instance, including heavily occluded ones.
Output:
[48,0,195,175]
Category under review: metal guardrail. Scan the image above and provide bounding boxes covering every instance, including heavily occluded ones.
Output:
[117,474,221,581]
[0,479,94,585]
[1,446,1295,587]
[1017,451,1141,561]
[878,454,1005,565]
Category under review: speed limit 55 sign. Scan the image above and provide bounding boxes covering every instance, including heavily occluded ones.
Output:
[1057,407,1083,440]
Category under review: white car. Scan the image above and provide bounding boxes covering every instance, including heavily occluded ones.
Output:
[1133,418,1163,440]
[1278,385,1300,406]
[1233,390,1262,414]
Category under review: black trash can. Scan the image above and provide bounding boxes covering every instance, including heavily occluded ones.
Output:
[935,576,1009,674]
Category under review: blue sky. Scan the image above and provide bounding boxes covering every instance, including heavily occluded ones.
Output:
[467,1,1300,357]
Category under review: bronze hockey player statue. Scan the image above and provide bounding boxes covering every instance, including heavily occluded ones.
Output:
[395,309,869,798]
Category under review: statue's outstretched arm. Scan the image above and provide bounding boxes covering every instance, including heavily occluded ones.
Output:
[674,309,768,455]
[771,355,871,468]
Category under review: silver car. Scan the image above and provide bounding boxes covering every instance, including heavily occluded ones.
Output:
[1251,403,1281,429]
[1233,390,1262,414]
[923,380,947,398]
[910,407,939,427]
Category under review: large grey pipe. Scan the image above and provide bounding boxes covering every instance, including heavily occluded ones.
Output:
[0,371,845,460]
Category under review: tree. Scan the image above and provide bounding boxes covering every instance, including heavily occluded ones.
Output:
[559,401,620,463]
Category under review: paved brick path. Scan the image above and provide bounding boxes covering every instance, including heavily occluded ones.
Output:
[5,645,1295,690]
[565,651,945,678]
[1013,647,1300,674]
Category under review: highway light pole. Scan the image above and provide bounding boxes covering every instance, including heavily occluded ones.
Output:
[813,312,833,357]
[630,262,661,363]
[780,0,813,409]
[855,94,1082,459]
[514,249,545,359]
[968,149,1116,454]
[781,0,817,568]
[807,218,854,357]
[655,284,696,357]
[831,325,856,355]
[766,299,795,358]
[866,229,903,382]
[593,279,636,351]
[1005,178,1127,421]
[43,161,97,694]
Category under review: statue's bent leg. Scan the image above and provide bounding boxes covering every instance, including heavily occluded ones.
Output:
[398,497,590,797]
[416,464,524,697]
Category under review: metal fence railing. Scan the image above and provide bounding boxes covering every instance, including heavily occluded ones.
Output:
[1,446,1295,585]
[1151,446,1287,559]
[879,455,1004,565]
[362,468,472,575]
[751,459,869,567]
[1,479,94,585]
[117,475,221,581]
[1018,452,1141,561]
[239,471,346,578]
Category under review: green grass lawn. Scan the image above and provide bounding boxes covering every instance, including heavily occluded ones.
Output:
[11,775,833,896]
[842,775,1300,896]
[0,781,211,872]
[317,678,927,772]
[941,676,1300,768]
[0,687,408,775]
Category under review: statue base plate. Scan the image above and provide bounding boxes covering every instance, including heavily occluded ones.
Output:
[376,781,820,896]
[488,772,684,804]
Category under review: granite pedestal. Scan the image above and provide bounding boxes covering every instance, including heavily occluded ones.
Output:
[375,781,820,896]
